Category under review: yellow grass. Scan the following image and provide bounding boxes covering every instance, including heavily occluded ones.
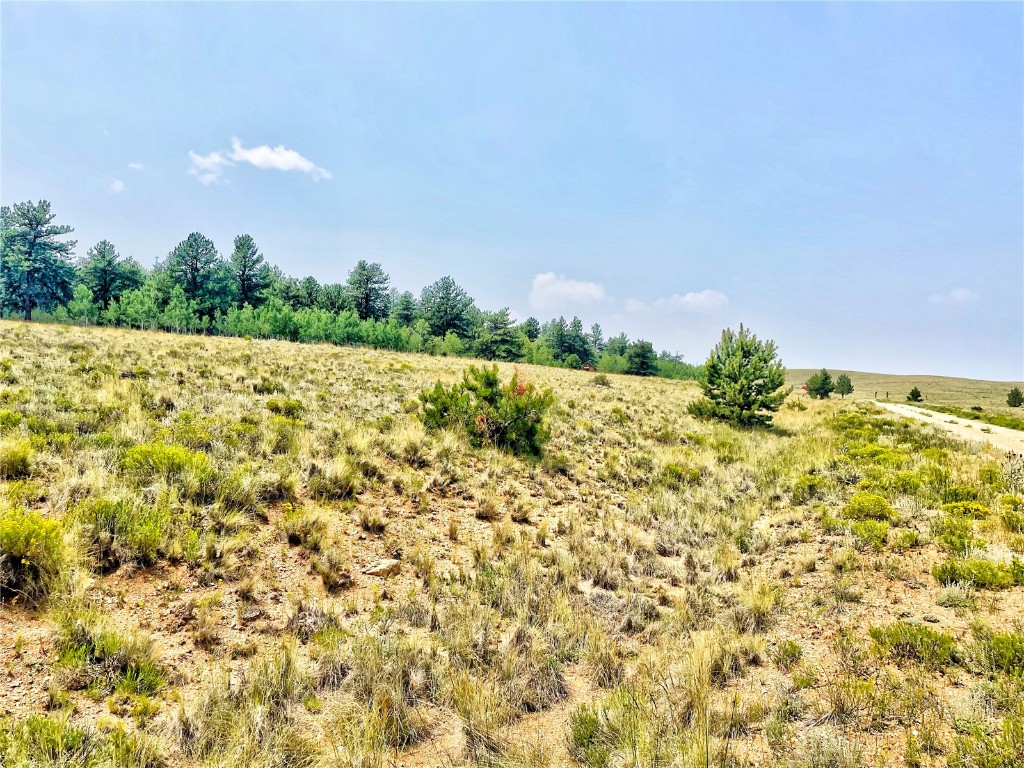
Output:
[1,319,1022,768]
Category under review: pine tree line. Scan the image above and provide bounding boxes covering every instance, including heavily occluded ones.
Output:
[1,200,701,380]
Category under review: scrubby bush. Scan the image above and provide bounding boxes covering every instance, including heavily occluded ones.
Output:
[0,437,33,480]
[942,501,992,519]
[55,608,165,695]
[869,621,958,669]
[843,492,895,521]
[419,364,555,457]
[0,506,68,604]
[851,520,889,552]
[267,398,303,418]
[933,558,1024,590]
[1008,387,1023,408]
[121,442,213,487]
[907,387,923,402]
[75,498,172,572]
[932,513,982,557]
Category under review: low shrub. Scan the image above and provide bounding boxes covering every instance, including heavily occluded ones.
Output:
[942,501,992,519]
[969,627,1024,677]
[267,398,303,418]
[253,377,285,395]
[0,437,33,480]
[76,498,172,572]
[933,558,1024,590]
[843,492,896,522]
[121,442,214,491]
[0,506,68,605]
[55,608,165,696]
[419,364,555,457]
[869,621,958,669]
[792,473,828,505]
[932,513,983,557]
[851,519,889,552]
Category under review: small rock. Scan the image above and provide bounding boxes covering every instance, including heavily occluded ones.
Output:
[363,559,401,578]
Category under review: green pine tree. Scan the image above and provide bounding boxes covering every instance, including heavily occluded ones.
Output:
[688,325,788,427]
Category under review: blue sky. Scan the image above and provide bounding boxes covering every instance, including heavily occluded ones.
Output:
[2,2,1021,380]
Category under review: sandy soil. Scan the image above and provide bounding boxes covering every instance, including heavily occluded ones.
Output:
[874,400,1024,453]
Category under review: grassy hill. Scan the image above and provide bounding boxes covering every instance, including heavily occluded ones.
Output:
[788,368,1024,413]
[1,319,1022,767]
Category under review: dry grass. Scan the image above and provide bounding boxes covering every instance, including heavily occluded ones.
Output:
[0,319,1022,767]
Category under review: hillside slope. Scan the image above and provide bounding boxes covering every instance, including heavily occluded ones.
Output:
[1,320,1022,768]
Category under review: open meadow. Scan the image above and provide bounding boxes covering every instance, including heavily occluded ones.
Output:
[2,320,1023,768]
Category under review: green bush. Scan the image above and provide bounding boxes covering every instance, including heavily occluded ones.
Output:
[253,377,285,395]
[969,628,1024,677]
[851,519,889,552]
[843,492,896,521]
[792,473,829,505]
[869,621,958,669]
[933,558,1024,590]
[942,501,992,519]
[0,437,33,480]
[121,441,214,491]
[942,484,979,504]
[419,364,555,457]
[267,398,303,418]
[76,498,172,572]
[933,513,983,557]
[0,506,67,605]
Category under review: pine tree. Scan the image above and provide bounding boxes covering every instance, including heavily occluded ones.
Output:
[0,200,77,320]
[907,387,923,402]
[625,340,658,376]
[165,232,226,319]
[345,260,391,321]
[229,234,270,308]
[475,308,524,361]
[835,374,854,398]
[520,317,541,342]
[420,276,474,337]
[688,325,788,427]
[806,368,835,399]
[391,291,418,326]
[77,240,143,310]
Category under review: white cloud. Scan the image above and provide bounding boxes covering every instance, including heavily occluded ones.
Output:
[188,150,232,185]
[228,137,331,180]
[110,179,124,193]
[929,288,977,306]
[128,162,144,171]
[187,138,331,184]
[626,289,729,314]
[529,272,608,311]
[655,289,729,313]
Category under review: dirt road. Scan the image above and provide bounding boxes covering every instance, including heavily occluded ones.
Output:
[873,401,1024,454]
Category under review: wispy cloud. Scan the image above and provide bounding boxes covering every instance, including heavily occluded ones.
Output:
[529,272,608,311]
[188,150,233,185]
[188,137,331,184]
[626,289,729,314]
[228,137,331,179]
[110,179,125,193]
[928,288,977,306]
[128,162,144,171]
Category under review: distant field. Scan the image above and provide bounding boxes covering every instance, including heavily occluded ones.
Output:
[787,368,1024,414]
